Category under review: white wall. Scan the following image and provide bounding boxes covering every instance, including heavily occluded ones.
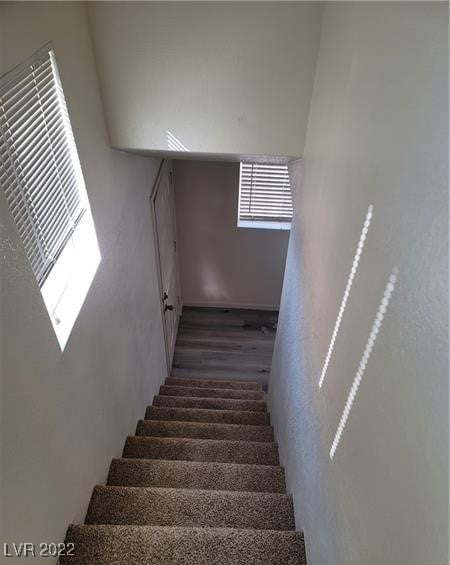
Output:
[0,3,166,559]
[174,160,289,310]
[269,3,448,565]
[87,1,323,158]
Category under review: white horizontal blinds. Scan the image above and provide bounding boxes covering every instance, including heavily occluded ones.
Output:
[239,162,293,222]
[0,46,86,286]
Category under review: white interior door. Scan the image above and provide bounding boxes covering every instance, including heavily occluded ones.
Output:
[151,160,181,369]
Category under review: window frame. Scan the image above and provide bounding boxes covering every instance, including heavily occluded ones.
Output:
[0,43,100,350]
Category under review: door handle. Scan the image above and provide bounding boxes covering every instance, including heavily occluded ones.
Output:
[164,304,174,312]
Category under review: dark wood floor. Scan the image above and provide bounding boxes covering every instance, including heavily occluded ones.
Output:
[171,307,279,389]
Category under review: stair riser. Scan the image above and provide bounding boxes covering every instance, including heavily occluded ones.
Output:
[123,437,279,465]
[62,525,306,565]
[153,395,267,412]
[136,420,274,442]
[145,406,270,426]
[108,459,286,493]
[85,486,295,531]
[166,377,262,391]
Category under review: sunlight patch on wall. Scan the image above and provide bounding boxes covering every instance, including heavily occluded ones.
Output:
[329,268,398,460]
[167,131,190,152]
[319,205,374,388]
[200,261,231,301]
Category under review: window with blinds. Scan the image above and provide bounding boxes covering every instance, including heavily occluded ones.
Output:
[238,162,293,230]
[0,45,86,286]
[0,44,100,350]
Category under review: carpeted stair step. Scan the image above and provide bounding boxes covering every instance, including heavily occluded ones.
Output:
[107,458,286,492]
[85,486,295,530]
[166,377,262,391]
[153,395,267,412]
[123,436,279,465]
[145,405,270,426]
[160,384,264,400]
[62,525,306,565]
[136,419,274,442]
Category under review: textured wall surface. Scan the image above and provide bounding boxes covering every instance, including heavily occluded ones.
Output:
[0,3,166,559]
[87,1,323,157]
[173,160,289,310]
[269,3,448,565]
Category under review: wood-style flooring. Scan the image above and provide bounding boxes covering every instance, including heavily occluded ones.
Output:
[171,307,279,388]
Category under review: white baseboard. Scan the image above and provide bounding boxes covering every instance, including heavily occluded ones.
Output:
[182,300,280,312]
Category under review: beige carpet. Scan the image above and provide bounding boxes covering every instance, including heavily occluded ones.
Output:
[61,377,307,564]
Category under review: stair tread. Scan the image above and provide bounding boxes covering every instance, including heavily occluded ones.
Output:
[85,486,295,530]
[107,458,286,492]
[136,419,274,442]
[146,405,269,425]
[160,384,264,400]
[153,395,267,412]
[62,525,306,565]
[167,377,262,391]
[123,435,279,465]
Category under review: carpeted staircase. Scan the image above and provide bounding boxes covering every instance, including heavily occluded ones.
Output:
[61,377,306,564]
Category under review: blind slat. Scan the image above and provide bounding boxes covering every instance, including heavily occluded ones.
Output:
[240,191,292,198]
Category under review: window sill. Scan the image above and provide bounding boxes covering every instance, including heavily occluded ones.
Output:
[237,220,291,231]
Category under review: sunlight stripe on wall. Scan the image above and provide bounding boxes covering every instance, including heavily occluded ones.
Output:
[319,205,374,389]
[329,268,398,460]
